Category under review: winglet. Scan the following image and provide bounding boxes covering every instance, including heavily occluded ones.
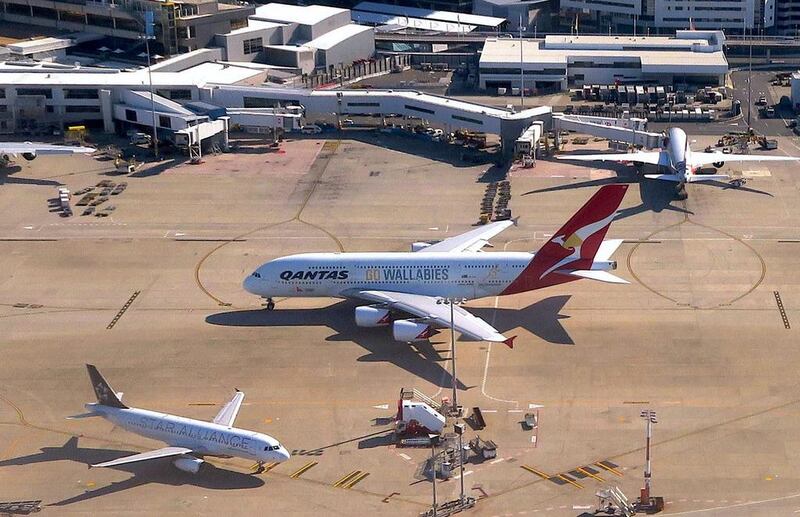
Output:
[503,336,516,349]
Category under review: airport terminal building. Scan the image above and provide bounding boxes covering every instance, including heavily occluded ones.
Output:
[478,30,729,93]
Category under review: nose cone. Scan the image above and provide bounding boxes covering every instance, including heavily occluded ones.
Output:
[243,275,259,295]
[276,446,290,462]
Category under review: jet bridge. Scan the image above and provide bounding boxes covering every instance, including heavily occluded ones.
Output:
[553,114,664,150]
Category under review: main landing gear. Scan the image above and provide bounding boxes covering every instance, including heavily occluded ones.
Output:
[265,298,275,311]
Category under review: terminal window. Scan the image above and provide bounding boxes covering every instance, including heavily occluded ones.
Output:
[17,88,52,99]
[452,114,483,125]
[404,104,435,115]
[243,37,263,55]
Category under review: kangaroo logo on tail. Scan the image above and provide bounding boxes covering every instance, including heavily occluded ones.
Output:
[501,184,628,295]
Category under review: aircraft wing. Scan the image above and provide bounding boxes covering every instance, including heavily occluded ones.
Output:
[348,289,515,347]
[0,142,95,155]
[689,152,800,168]
[558,151,669,166]
[212,390,244,428]
[417,220,514,253]
[90,446,194,468]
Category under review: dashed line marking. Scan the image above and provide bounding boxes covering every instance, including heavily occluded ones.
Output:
[106,290,140,329]
[775,291,790,329]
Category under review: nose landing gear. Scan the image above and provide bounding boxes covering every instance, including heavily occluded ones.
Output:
[253,461,265,474]
[264,298,275,311]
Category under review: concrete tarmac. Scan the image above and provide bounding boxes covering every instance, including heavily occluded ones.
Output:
[2,133,800,516]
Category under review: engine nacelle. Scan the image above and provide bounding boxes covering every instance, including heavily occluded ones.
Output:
[393,319,436,343]
[22,152,36,161]
[173,456,204,474]
[411,242,431,252]
[712,161,724,168]
[355,305,391,327]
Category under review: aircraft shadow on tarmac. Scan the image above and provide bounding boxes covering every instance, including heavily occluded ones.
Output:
[206,296,574,389]
[527,161,773,217]
[0,437,263,507]
[0,166,63,187]
[521,174,695,220]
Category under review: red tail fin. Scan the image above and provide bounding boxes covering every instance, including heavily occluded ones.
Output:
[501,185,628,295]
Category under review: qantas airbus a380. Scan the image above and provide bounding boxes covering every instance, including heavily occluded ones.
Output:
[244,185,629,348]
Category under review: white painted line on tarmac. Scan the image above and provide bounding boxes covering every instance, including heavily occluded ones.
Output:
[453,471,473,479]
[490,458,505,464]
[398,453,411,461]
[372,404,389,410]
[573,506,591,510]
[508,409,523,413]
[482,409,498,413]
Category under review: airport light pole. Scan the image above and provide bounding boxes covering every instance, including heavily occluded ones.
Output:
[748,25,753,132]
[429,434,439,517]
[639,409,657,502]
[519,14,524,107]
[455,423,466,504]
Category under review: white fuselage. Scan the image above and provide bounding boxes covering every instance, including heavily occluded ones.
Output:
[245,252,533,300]
[244,251,616,301]
[87,403,289,463]
[665,127,691,179]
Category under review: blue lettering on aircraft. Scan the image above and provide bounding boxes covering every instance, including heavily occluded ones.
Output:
[280,270,349,281]
[129,414,252,450]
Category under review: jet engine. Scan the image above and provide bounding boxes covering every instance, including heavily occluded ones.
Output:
[712,161,724,168]
[411,242,431,252]
[173,456,204,474]
[392,319,436,343]
[355,305,391,327]
[22,151,36,161]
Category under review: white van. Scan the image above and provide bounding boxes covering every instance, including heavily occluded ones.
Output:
[301,124,322,134]
[130,132,151,145]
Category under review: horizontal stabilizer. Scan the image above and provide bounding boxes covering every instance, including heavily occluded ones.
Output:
[644,174,682,182]
[686,174,730,183]
[594,239,624,262]
[568,270,629,284]
[66,412,100,419]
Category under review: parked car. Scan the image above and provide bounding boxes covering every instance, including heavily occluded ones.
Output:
[301,124,322,134]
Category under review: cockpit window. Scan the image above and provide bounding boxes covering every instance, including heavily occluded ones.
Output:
[264,444,281,451]
[252,272,261,278]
